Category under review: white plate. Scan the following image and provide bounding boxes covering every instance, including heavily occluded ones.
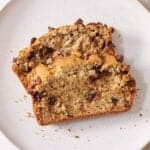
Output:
[0,0,150,149]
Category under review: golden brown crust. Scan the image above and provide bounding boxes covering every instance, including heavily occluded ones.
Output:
[12,19,136,125]
[33,99,134,125]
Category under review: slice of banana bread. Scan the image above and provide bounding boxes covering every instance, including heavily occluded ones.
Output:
[12,19,136,125]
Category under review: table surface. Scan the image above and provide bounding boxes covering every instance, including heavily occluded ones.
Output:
[0,0,149,150]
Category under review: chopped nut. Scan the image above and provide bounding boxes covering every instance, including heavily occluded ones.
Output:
[30,37,37,44]
[23,63,32,73]
[46,58,52,65]
[75,18,83,24]
[111,97,119,105]
[87,90,97,102]
[47,96,56,105]
[116,54,124,62]
[28,61,35,68]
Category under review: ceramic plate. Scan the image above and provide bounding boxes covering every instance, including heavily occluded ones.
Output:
[0,0,150,149]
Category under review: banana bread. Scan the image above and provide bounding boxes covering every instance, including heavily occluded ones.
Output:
[12,19,136,125]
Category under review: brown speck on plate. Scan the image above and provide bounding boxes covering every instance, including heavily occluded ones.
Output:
[68,128,71,132]
[139,113,143,117]
[74,135,80,139]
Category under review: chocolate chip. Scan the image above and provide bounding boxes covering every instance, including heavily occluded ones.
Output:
[26,51,35,60]
[39,47,54,57]
[47,96,56,105]
[104,24,108,27]
[106,40,115,48]
[48,26,55,31]
[12,57,17,63]
[97,70,111,79]
[70,33,74,36]
[92,65,111,79]
[126,79,136,87]
[111,97,119,105]
[110,27,115,33]
[30,37,37,44]
[87,90,97,102]
[29,90,47,101]
[29,91,42,101]
[92,64,102,74]
[121,65,130,74]
[68,114,73,118]
[116,55,124,62]
[95,32,99,36]
[46,57,52,65]
[89,74,98,82]
[75,18,83,24]
[101,41,105,49]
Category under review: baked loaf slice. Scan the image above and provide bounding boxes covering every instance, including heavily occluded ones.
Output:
[12,19,136,125]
